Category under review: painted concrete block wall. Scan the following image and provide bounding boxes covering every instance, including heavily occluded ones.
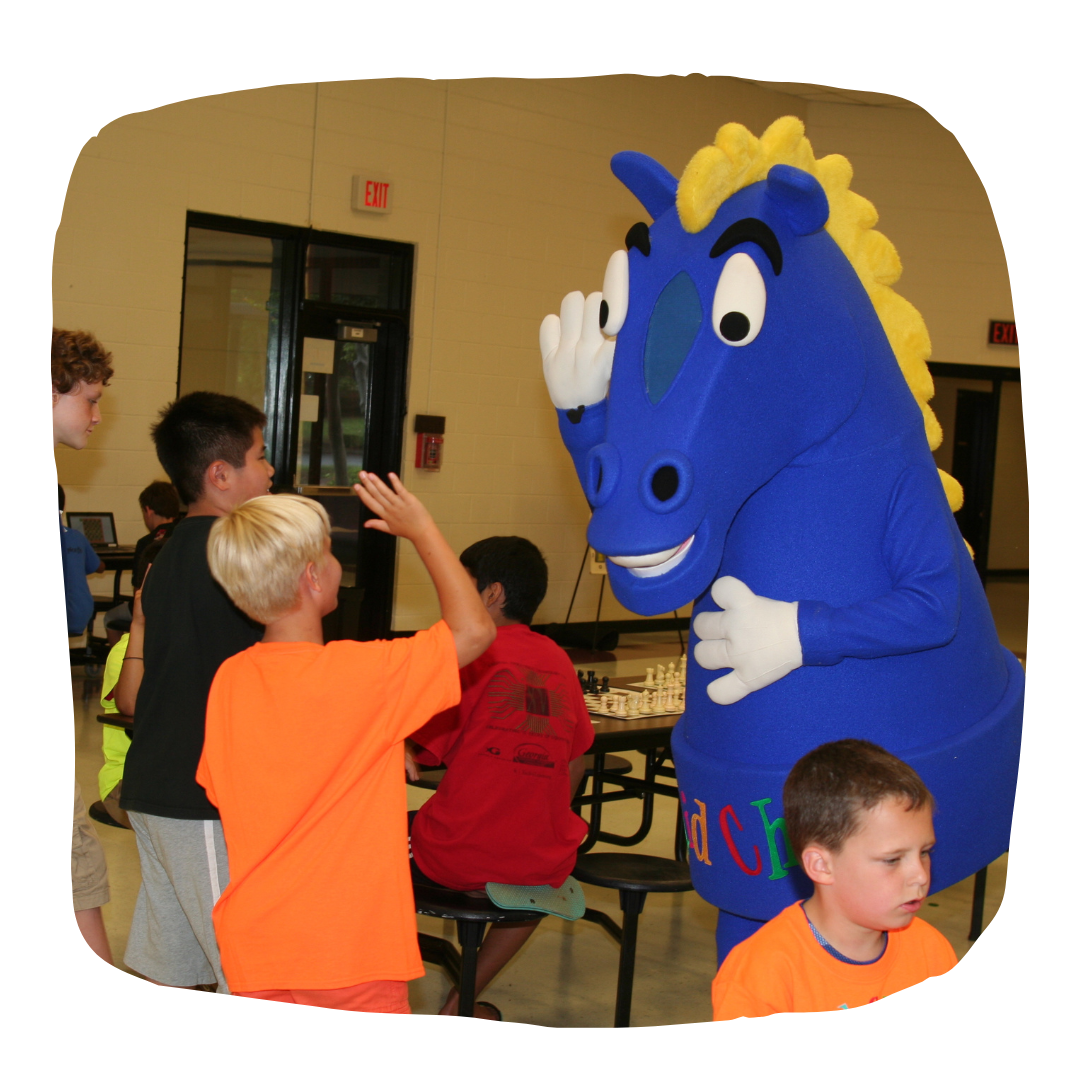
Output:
[53,78,1023,629]
[804,101,1017,371]
[803,101,1026,572]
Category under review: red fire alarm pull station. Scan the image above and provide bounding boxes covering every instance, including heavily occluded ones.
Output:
[414,415,445,472]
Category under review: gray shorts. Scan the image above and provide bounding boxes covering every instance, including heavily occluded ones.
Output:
[125,812,230,991]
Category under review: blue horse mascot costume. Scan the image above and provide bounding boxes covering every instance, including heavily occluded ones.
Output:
[540,117,1023,963]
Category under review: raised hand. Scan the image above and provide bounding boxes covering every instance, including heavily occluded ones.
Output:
[353,471,436,544]
[693,577,803,705]
[540,290,615,410]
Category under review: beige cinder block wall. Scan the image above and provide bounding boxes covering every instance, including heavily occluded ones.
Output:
[802,101,1025,571]
[53,78,1021,630]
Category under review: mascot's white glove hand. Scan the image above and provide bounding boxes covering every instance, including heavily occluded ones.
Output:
[540,290,615,410]
[693,577,803,705]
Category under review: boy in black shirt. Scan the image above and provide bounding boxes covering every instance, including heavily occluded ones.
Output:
[121,392,273,991]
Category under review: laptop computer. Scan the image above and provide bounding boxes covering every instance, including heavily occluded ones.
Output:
[66,511,119,550]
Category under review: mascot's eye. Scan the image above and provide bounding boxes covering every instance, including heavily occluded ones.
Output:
[711,252,766,346]
[600,249,629,336]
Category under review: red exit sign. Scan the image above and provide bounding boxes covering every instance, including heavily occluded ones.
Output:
[988,320,1017,345]
[351,174,393,215]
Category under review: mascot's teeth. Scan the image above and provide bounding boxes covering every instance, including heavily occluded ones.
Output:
[610,536,694,578]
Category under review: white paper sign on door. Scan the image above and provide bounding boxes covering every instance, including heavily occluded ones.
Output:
[302,338,335,374]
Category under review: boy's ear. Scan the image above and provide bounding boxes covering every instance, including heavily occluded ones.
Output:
[303,561,322,594]
[205,459,232,493]
[481,581,506,612]
[801,844,834,886]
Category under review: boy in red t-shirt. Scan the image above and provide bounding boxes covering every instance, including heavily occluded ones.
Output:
[196,474,494,1013]
[409,536,594,1020]
[712,739,957,1019]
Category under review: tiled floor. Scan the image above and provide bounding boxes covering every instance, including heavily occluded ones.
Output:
[72,581,1023,1027]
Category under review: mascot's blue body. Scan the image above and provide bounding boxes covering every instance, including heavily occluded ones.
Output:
[541,119,1023,961]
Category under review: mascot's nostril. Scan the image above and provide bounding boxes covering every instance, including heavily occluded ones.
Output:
[651,465,679,501]
[595,463,604,495]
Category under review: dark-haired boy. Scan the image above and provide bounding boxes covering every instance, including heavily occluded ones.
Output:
[409,536,594,1019]
[104,480,180,643]
[712,739,957,1019]
[132,480,180,588]
[120,391,273,991]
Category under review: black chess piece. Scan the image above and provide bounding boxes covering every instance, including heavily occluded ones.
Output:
[600,676,610,693]
[587,670,597,694]
[578,670,586,692]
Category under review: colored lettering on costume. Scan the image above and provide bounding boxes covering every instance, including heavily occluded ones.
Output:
[750,798,799,881]
[680,791,694,856]
[688,799,712,865]
[719,804,761,876]
[837,1003,849,1010]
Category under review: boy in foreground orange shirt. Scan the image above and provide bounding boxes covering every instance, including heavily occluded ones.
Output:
[196,474,494,1013]
[712,739,957,1019]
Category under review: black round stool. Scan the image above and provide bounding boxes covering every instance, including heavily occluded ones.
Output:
[574,852,693,1027]
[414,881,548,1018]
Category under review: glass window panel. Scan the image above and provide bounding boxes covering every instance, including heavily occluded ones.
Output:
[305,244,407,311]
[296,339,371,488]
[296,491,361,589]
[179,228,282,412]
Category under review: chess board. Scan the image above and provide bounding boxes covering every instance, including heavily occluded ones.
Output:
[583,689,684,721]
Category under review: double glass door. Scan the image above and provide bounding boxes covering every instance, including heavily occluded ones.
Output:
[178,214,413,639]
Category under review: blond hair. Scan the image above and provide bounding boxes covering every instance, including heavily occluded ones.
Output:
[677,116,962,512]
[208,495,331,624]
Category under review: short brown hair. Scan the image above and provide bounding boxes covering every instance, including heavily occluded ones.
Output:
[138,480,181,519]
[783,739,934,857]
[52,329,114,393]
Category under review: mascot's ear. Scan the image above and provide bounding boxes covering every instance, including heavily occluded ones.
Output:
[765,165,830,236]
[611,151,678,221]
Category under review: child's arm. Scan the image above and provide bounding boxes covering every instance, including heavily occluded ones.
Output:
[569,755,588,801]
[404,738,421,782]
[114,587,146,716]
[354,472,495,667]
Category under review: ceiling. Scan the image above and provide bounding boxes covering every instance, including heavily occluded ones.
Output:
[743,80,920,109]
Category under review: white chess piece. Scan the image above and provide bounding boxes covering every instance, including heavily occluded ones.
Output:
[628,692,641,717]
[616,694,627,717]
[644,667,655,687]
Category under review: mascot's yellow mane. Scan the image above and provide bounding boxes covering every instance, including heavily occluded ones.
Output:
[677,116,962,512]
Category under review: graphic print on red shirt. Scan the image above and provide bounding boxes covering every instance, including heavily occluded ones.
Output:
[410,623,594,891]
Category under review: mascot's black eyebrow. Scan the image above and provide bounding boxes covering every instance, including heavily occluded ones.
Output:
[709,218,783,275]
[625,221,651,256]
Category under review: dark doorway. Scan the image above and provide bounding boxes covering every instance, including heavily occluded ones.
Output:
[178,213,413,640]
[928,362,1024,584]
[950,387,1000,578]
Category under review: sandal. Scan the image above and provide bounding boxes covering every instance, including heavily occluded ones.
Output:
[474,1001,503,1021]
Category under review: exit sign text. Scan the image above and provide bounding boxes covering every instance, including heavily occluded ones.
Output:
[988,320,1017,345]
[351,175,393,215]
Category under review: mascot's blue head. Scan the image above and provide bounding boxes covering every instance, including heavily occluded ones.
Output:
[585,118,941,615]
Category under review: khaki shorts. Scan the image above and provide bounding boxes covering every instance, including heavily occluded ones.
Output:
[72,778,110,911]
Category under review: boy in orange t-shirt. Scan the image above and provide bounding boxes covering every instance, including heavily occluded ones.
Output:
[196,474,495,1012]
[712,739,957,1019]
